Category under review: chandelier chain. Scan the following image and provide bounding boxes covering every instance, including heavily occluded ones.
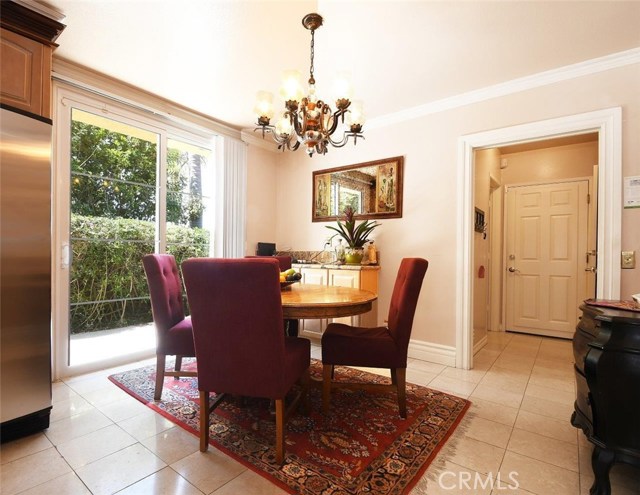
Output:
[309,28,315,84]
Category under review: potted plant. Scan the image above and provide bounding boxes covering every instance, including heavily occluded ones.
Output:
[326,206,380,264]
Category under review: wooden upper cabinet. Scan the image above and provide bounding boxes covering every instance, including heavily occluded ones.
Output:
[1,28,52,118]
[0,1,65,119]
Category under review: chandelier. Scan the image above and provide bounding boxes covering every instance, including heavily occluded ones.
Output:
[254,13,365,157]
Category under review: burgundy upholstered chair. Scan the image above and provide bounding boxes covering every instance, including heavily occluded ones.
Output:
[274,255,293,270]
[182,257,310,464]
[246,255,298,336]
[142,254,197,400]
[245,255,292,270]
[274,256,299,336]
[321,258,429,418]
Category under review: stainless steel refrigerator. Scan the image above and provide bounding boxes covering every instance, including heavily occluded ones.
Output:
[1,107,53,441]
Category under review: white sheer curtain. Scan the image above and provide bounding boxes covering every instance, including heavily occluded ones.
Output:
[215,136,247,258]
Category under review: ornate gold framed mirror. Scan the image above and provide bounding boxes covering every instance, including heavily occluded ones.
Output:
[312,156,403,222]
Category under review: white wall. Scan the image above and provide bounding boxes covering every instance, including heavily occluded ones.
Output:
[473,148,501,347]
[245,145,279,255]
[247,62,640,351]
[501,141,598,185]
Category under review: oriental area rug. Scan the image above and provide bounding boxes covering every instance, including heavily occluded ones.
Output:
[109,359,470,495]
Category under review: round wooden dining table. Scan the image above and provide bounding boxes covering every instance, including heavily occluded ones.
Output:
[281,283,377,319]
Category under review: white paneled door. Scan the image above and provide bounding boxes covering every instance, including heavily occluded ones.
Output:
[505,180,589,338]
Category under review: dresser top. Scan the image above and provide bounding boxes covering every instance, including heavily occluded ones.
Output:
[581,300,640,324]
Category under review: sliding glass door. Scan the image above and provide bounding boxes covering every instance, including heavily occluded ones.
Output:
[68,108,159,368]
[54,87,215,377]
[165,138,213,260]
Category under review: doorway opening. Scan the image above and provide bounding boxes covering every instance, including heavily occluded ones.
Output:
[473,135,599,349]
[457,108,622,369]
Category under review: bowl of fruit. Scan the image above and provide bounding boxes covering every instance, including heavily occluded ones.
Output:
[280,268,302,289]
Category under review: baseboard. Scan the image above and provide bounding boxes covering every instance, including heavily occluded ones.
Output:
[407,339,456,367]
[506,328,573,340]
[473,335,488,355]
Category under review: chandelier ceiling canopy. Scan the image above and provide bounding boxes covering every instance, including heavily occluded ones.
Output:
[254,13,365,157]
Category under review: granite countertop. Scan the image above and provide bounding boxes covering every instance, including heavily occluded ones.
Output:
[292,262,380,271]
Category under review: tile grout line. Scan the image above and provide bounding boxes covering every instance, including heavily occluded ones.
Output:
[490,334,518,494]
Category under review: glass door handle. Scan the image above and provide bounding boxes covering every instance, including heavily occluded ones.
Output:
[61,242,71,269]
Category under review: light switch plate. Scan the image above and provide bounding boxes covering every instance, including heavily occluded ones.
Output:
[621,251,636,269]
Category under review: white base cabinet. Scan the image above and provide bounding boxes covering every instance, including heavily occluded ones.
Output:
[297,266,379,339]
[299,268,328,337]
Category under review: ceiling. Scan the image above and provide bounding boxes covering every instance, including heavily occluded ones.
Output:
[44,1,640,132]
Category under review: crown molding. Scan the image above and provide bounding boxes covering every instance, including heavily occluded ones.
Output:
[1,0,66,46]
[368,47,640,130]
[240,129,281,153]
[52,57,241,140]
[12,0,65,22]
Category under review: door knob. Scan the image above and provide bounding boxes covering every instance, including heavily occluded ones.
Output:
[508,266,519,273]
[585,267,597,273]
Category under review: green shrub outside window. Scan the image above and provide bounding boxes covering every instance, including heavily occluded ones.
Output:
[69,117,212,335]
[70,214,209,334]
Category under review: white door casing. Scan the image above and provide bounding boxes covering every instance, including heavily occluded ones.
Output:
[488,182,503,332]
[586,165,599,298]
[504,180,588,338]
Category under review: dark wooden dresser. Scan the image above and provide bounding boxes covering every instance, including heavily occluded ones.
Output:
[572,301,640,495]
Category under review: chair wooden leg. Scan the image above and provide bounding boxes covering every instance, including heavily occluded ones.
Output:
[275,398,285,465]
[396,368,407,419]
[390,368,397,385]
[174,355,183,379]
[322,364,333,414]
[154,354,166,400]
[199,390,210,452]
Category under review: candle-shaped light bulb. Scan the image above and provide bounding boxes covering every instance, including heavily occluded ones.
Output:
[275,116,293,136]
[253,91,274,120]
[346,100,365,126]
[280,70,303,102]
[332,71,353,102]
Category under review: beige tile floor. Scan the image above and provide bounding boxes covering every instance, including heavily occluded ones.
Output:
[2,332,639,495]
